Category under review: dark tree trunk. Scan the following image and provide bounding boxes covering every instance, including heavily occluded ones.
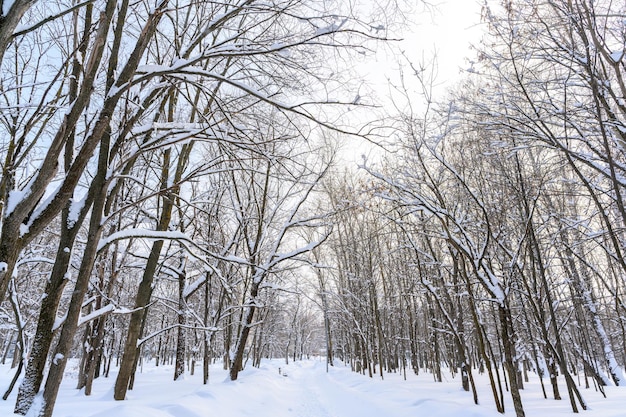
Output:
[174,261,187,381]
[37,120,111,417]
[499,305,525,417]
[229,282,259,381]
[13,221,80,414]
[0,0,38,64]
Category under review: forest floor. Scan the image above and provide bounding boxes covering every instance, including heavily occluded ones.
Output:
[0,358,625,417]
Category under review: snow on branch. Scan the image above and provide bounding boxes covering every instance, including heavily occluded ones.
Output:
[76,304,115,327]
[97,229,192,253]
[137,323,220,347]
[12,0,93,38]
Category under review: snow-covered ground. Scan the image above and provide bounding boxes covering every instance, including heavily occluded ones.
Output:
[0,359,624,417]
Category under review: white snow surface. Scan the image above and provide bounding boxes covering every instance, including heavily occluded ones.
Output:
[1,359,625,417]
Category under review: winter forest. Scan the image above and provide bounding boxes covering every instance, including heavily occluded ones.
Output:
[0,0,625,416]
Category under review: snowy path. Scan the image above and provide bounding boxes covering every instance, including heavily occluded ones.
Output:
[1,359,626,417]
[280,360,498,417]
[285,361,391,417]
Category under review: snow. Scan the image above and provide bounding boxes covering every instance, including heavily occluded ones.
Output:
[20,181,64,237]
[67,196,88,229]
[52,312,67,331]
[610,50,624,63]
[23,394,44,417]
[4,187,30,219]
[315,18,348,36]
[77,304,115,327]
[182,275,206,299]
[1,359,626,417]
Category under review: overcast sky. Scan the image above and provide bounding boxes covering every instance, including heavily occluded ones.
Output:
[361,1,484,100]
[334,1,486,164]
[409,0,484,85]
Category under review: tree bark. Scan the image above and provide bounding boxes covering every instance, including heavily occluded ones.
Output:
[114,148,176,399]
[0,0,38,64]
[174,258,187,381]
[35,110,111,417]
[499,305,525,417]
[229,282,259,381]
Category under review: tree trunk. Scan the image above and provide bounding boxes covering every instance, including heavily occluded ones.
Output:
[499,305,525,417]
[0,0,38,64]
[229,282,259,381]
[114,140,179,399]
[13,222,80,414]
[174,259,187,381]
[113,242,162,400]
[84,255,118,395]
[463,264,504,413]
[35,122,111,417]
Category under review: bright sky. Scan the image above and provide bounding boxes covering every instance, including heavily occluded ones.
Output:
[408,0,484,87]
[359,0,484,101]
[340,1,483,163]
